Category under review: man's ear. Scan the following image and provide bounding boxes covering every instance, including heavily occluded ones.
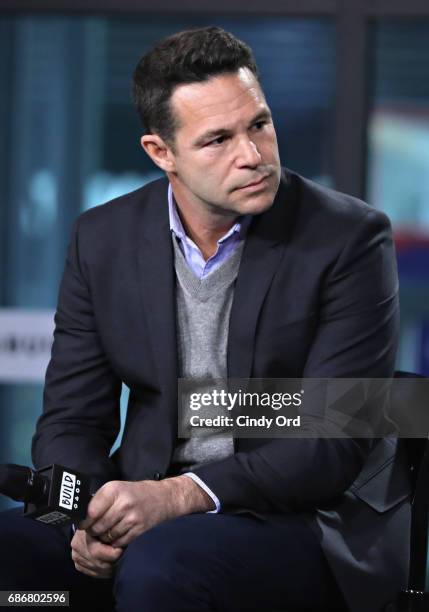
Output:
[140,134,176,172]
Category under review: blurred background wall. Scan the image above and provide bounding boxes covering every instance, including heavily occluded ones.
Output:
[0,1,429,511]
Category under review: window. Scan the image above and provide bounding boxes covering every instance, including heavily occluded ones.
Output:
[367,19,429,375]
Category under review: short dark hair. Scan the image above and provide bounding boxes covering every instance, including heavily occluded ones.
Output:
[132,26,260,146]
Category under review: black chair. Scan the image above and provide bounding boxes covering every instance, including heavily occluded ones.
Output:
[275,371,429,612]
[393,371,429,612]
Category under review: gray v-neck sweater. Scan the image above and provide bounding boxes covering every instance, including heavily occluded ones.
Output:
[171,235,244,470]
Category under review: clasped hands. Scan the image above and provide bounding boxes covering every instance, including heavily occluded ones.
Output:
[71,475,214,578]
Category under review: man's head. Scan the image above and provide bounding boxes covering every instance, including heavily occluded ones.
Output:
[133,27,281,221]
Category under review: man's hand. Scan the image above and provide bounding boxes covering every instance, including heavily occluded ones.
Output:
[71,528,123,579]
[79,475,214,549]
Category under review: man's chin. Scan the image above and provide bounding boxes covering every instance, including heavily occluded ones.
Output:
[234,194,276,216]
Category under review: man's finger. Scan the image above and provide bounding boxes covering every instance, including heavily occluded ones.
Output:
[72,550,113,574]
[72,553,94,572]
[87,538,124,564]
[80,482,119,529]
[109,527,140,549]
[74,562,112,579]
[98,516,133,545]
[86,505,125,538]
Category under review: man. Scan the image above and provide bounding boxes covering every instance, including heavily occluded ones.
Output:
[0,27,411,612]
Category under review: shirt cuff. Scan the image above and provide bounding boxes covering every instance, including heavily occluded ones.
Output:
[182,472,221,513]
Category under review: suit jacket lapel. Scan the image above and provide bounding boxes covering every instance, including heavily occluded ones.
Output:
[228,170,297,379]
[136,179,178,422]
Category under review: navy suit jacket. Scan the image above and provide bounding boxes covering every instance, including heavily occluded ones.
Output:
[33,169,411,612]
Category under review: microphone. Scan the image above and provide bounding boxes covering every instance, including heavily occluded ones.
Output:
[0,464,48,503]
[0,463,91,526]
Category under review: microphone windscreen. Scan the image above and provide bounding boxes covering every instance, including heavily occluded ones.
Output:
[0,464,47,503]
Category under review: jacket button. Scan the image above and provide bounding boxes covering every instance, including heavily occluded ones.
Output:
[153,471,162,480]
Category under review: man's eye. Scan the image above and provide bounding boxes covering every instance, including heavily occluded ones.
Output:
[208,136,226,146]
[253,121,266,130]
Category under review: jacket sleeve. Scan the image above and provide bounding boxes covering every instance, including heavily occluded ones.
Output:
[32,216,121,491]
[192,209,399,513]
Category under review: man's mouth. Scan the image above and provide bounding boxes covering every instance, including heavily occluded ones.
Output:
[238,174,270,190]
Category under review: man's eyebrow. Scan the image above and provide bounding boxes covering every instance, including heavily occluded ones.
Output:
[193,127,231,147]
[249,109,272,124]
[193,109,272,147]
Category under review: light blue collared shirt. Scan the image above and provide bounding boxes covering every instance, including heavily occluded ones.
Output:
[168,183,250,279]
[168,183,250,512]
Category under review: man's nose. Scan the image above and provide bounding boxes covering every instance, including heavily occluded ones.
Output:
[235,136,262,167]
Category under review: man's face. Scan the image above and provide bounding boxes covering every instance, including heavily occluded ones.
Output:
[166,68,281,218]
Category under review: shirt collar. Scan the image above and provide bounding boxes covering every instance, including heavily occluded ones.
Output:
[168,183,250,243]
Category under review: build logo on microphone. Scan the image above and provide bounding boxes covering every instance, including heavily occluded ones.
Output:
[59,471,81,511]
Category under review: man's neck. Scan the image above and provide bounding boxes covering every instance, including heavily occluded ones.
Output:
[170,182,238,260]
